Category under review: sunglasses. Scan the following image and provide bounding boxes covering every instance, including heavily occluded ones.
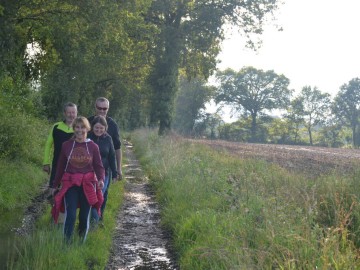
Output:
[96,106,108,111]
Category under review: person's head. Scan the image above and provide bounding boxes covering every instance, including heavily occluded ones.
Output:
[63,102,78,125]
[91,115,108,137]
[72,116,91,141]
[95,97,109,117]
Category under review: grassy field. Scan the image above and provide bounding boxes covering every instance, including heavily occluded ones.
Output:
[131,129,360,269]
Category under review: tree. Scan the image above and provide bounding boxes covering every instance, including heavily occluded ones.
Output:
[332,78,360,147]
[267,118,291,144]
[296,86,331,145]
[37,0,154,120]
[284,98,305,144]
[0,0,45,114]
[173,75,215,135]
[194,112,223,139]
[0,0,154,123]
[145,0,281,135]
[318,116,347,147]
[215,67,292,142]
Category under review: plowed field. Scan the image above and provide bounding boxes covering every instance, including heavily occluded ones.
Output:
[190,139,360,177]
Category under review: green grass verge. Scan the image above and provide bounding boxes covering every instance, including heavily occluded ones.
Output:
[7,179,124,270]
[131,129,360,269]
[0,160,45,213]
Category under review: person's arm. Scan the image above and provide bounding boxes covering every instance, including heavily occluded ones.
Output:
[43,126,54,174]
[108,137,118,180]
[109,118,122,179]
[52,143,67,188]
[92,143,105,187]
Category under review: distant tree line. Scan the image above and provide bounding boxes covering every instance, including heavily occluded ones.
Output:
[173,67,360,148]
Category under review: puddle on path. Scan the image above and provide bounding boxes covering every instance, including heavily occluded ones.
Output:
[106,141,178,270]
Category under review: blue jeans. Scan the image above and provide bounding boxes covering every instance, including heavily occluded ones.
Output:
[63,185,91,241]
[91,174,109,222]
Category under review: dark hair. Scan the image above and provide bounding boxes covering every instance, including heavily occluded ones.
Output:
[91,115,108,131]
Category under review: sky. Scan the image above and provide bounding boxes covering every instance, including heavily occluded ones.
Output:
[207,0,360,121]
[216,0,360,98]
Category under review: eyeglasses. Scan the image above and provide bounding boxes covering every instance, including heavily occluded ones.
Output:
[96,106,108,111]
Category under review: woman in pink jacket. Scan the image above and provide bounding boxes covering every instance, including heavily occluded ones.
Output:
[51,116,105,242]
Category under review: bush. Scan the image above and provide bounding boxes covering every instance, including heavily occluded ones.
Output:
[0,108,48,164]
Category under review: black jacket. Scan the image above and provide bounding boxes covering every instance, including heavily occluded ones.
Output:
[88,132,117,178]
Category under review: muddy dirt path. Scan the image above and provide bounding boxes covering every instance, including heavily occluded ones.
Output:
[105,141,178,270]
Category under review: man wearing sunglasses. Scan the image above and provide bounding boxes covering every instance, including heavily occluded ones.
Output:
[88,97,123,181]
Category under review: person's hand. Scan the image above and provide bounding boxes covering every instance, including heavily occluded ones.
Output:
[98,180,104,189]
[43,165,50,175]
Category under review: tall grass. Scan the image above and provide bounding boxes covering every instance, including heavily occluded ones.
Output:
[7,179,124,270]
[0,111,48,212]
[131,129,360,269]
[0,161,45,212]
[0,109,47,164]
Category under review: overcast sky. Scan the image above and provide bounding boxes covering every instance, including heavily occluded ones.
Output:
[216,0,360,98]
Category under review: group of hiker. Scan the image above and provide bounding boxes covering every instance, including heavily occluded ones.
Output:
[42,97,123,242]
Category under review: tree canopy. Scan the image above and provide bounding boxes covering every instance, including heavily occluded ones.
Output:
[332,78,360,147]
[215,66,292,141]
[296,86,331,145]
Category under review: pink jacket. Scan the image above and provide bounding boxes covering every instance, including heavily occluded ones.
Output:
[51,172,104,223]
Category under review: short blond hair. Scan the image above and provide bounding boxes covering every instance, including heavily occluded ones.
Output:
[72,116,91,131]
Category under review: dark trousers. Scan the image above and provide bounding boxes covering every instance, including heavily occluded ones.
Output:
[64,185,91,241]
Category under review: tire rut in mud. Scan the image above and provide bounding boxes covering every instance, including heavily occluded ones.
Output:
[105,141,178,270]
[13,184,50,236]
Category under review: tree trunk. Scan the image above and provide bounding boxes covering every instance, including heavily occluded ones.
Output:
[308,126,313,145]
[352,125,357,148]
[149,22,182,135]
[250,112,257,142]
